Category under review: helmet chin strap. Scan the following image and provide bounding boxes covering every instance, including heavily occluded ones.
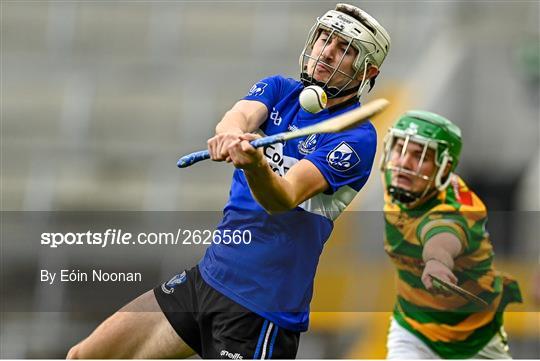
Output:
[388,185,422,204]
[389,185,439,208]
[356,57,371,98]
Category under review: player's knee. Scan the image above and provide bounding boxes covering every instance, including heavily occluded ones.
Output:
[66,342,96,359]
[66,344,80,359]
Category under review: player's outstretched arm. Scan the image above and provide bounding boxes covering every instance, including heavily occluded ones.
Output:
[207,100,268,161]
[228,134,329,213]
[421,232,462,290]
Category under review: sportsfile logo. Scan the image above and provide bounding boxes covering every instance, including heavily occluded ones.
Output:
[220,350,243,360]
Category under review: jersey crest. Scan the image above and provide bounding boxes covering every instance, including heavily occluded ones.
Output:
[298,134,319,155]
[327,141,360,171]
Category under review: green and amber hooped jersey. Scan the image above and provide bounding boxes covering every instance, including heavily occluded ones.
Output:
[383,174,522,359]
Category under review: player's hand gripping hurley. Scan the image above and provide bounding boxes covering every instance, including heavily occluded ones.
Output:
[429,274,488,308]
[177,98,390,168]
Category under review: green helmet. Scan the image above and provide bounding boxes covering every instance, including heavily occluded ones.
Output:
[380,110,463,205]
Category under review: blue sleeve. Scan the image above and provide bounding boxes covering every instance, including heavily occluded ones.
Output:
[304,123,377,194]
[242,75,283,112]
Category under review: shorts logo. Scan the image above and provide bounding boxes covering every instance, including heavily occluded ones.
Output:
[220,350,243,360]
[298,134,318,155]
[248,82,268,97]
[161,271,187,294]
[327,141,360,171]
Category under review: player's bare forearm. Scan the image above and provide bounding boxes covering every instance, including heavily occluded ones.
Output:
[228,132,328,213]
[216,100,268,134]
[225,133,296,212]
[244,165,299,213]
[422,233,462,269]
[209,100,268,161]
[215,111,249,135]
[244,159,329,214]
[421,232,462,289]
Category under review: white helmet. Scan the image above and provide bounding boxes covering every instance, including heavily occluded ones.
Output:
[300,4,391,99]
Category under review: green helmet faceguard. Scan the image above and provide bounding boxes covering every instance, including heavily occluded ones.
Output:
[380,110,463,206]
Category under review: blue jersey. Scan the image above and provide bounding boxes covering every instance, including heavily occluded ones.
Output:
[199,75,377,332]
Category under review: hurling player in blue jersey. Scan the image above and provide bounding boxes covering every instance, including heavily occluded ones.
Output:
[67,4,390,359]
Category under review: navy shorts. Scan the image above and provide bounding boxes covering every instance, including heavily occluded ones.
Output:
[154,266,300,359]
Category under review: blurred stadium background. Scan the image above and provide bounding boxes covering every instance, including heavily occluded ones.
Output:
[1,1,539,358]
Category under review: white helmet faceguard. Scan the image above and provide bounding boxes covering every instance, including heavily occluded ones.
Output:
[299,4,391,99]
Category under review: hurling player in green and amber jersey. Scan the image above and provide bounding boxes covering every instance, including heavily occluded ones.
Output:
[380,111,522,359]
